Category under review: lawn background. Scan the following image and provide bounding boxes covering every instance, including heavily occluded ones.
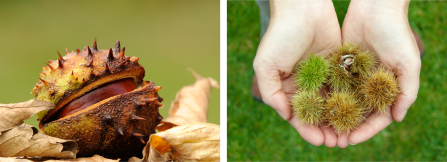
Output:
[0,0,220,128]
[228,1,447,161]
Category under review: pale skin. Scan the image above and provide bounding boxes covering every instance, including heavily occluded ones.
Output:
[253,0,420,148]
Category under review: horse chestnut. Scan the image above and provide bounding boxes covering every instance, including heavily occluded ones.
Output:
[31,39,163,159]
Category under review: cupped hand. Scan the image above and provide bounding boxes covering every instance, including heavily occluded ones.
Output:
[341,0,421,145]
[253,0,342,147]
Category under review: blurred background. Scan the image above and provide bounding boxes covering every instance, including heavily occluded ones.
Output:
[228,1,446,161]
[0,0,220,127]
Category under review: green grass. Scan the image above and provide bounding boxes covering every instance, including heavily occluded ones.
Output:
[228,1,447,161]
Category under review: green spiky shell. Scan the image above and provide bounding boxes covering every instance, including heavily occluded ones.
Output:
[32,40,144,122]
[359,66,400,113]
[291,90,325,126]
[326,90,367,134]
[295,54,329,92]
[327,43,377,90]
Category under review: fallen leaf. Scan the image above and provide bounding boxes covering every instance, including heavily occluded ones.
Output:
[0,99,55,134]
[0,124,77,159]
[0,157,33,162]
[135,69,220,161]
[0,154,119,162]
[143,123,220,162]
[165,68,219,125]
[155,121,178,132]
[150,135,171,155]
[44,155,120,162]
[127,157,142,162]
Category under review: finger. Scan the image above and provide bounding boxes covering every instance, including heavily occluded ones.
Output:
[392,59,421,122]
[283,76,299,102]
[348,106,393,145]
[289,116,324,146]
[268,91,291,121]
[337,132,349,148]
[253,58,292,120]
[320,124,337,147]
[281,75,297,94]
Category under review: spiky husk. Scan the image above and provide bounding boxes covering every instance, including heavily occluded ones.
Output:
[295,54,329,92]
[326,90,366,134]
[360,66,400,113]
[291,90,325,126]
[327,43,377,90]
[31,39,162,159]
[43,81,163,159]
[32,40,144,122]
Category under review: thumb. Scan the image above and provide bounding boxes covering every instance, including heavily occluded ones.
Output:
[253,56,292,120]
[391,58,420,122]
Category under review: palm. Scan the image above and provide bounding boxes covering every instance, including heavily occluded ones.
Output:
[341,1,421,145]
[259,1,341,98]
[342,1,417,66]
[254,0,342,147]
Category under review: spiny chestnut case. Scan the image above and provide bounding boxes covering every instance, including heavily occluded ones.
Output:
[32,39,163,159]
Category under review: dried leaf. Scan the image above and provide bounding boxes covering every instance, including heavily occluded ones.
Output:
[143,123,220,162]
[0,99,55,134]
[127,157,142,162]
[0,157,33,162]
[44,155,120,162]
[150,135,171,154]
[131,69,220,162]
[0,124,77,159]
[165,69,219,125]
[0,154,119,162]
[155,121,178,132]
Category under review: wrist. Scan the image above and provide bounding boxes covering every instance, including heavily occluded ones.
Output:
[345,0,410,24]
[270,0,331,19]
[350,0,410,15]
[354,0,409,8]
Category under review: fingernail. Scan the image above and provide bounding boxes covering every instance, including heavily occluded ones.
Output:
[276,110,286,120]
[349,142,356,145]
[399,110,408,121]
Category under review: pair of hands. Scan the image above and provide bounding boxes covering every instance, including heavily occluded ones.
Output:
[253,0,421,148]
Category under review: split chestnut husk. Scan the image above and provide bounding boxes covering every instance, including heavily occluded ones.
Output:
[31,38,163,159]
